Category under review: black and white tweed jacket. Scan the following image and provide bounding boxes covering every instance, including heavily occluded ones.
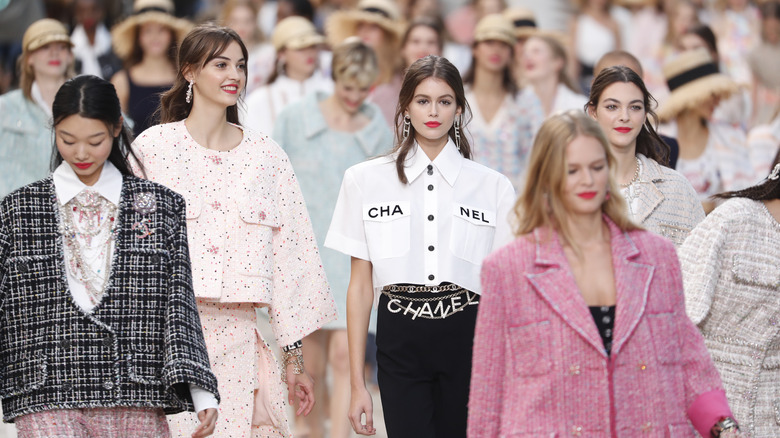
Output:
[0,175,219,422]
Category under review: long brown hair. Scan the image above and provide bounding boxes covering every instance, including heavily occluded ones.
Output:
[462,40,517,95]
[159,24,248,124]
[392,55,472,184]
[515,110,638,250]
[125,25,178,68]
[587,65,671,166]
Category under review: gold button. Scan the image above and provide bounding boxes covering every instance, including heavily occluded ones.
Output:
[638,361,647,371]
[568,364,581,375]
[571,425,583,436]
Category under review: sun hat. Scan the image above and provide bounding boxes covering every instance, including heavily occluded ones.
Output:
[111,0,192,60]
[272,16,325,51]
[658,48,740,122]
[22,19,73,54]
[502,8,537,40]
[473,14,517,46]
[325,0,405,48]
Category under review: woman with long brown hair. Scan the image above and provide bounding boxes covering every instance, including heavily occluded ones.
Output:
[325,55,515,437]
[131,23,336,437]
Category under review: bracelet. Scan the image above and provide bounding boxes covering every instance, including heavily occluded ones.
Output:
[282,340,302,352]
[282,347,304,375]
[711,417,739,437]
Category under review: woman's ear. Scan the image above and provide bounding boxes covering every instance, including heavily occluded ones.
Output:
[114,117,124,137]
[586,104,597,119]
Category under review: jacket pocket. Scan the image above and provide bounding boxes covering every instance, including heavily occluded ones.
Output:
[363,202,410,260]
[508,320,552,376]
[647,312,681,364]
[450,204,496,264]
[0,351,47,397]
[181,190,202,220]
[732,254,780,289]
[236,196,278,277]
[127,346,164,386]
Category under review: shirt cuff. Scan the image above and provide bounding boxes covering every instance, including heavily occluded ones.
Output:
[687,389,733,438]
[189,383,219,413]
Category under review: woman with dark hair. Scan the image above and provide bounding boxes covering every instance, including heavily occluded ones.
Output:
[325,55,515,437]
[587,65,704,246]
[679,151,780,437]
[131,24,336,437]
[0,75,219,437]
[110,0,191,137]
[463,14,539,189]
[468,110,738,438]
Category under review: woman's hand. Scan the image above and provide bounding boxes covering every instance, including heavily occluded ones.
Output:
[286,365,315,416]
[192,408,218,437]
[348,385,376,435]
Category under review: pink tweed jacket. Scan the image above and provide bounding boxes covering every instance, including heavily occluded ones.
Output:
[468,217,730,438]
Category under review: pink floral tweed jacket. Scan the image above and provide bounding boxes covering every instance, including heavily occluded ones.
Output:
[468,217,730,438]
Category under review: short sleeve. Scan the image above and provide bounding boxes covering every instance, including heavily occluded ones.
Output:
[324,168,369,260]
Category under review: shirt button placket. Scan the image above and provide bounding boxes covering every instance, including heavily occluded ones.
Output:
[424,164,438,284]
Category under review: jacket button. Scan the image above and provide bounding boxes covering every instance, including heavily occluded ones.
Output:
[151,254,161,264]
[769,317,778,326]
[428,274,435,281]
[18,262,28,272]
[568,364,580,375]
[59,338,71,349]
[61,382,73,392]
[571,425,583,436]
[427,184,434,191]
[427,215,434,221]
[103,380,114,390]
[102,336,112,347]
[640,422,653,433]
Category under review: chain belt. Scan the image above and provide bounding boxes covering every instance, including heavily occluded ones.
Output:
[381,283,463,294]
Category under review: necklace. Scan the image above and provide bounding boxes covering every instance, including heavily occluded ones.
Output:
[59,189,118,306]
[620,156,641,188]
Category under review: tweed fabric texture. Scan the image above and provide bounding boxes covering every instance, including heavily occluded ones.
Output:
[15,407,169,437]
[468,216,726,437]
[625,154,705,247]
[0,176,219,422]
[680,198,780,438]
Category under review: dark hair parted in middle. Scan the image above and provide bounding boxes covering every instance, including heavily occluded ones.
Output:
[587,65,671,166]
[392,55,472,184]
[159,23,248,125]
[50,74,143,177]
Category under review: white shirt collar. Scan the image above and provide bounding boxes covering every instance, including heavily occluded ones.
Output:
[53,160,123,206]
[31,81,52,118]
[404,138,463,186]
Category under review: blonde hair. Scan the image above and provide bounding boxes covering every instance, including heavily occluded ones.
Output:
[331,38,379,88]
[514,110,638,251]
[18,46,74,101]
[218,0,263,44]
[527,33,580,93]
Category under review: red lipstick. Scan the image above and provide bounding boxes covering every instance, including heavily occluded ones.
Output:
[578,191,597,199]
[614,127,631,133]
[48,60,61,66]
[424,121,441,128]
[74,163,93,170]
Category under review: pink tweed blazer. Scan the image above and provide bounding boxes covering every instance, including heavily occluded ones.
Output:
[468,217,728,437]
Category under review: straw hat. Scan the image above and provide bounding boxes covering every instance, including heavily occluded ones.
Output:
[272,16,325,51]
[502,7,537,40]
[613,0,658,7]
[658,48,739,122]
[22,19,73,55]
[111,0,192,60]
[325,0,405,48]
[474,14,517,46]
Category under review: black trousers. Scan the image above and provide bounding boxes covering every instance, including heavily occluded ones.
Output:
[376,290,479,438]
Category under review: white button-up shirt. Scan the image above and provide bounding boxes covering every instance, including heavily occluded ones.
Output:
[325,139,516,299]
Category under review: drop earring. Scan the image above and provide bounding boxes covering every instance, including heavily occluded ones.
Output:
[454,117,461,152]
[185,80,193,104]
[402,115,411,139]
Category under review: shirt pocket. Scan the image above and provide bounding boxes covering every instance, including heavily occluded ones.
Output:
[449,204,497,265]
[363,202,410,260]
[236,195,279,277]
[508,320,552,376]
[646,312,681,364]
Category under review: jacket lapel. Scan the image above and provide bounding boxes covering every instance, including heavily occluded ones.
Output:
[633,156,665,224]
[525,228,607,356]
[608,219,654,357]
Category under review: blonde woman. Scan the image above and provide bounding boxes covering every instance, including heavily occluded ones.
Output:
[0,19,73,197]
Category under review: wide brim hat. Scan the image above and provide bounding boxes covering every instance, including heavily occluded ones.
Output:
[502,7,537,40]
[23,18,73,54]
[613,0,659,7]
[325,0,406,48]
[272,16,325,51]
[474,13,517,46]
[658,48,740,122]
[111,0,193,60]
